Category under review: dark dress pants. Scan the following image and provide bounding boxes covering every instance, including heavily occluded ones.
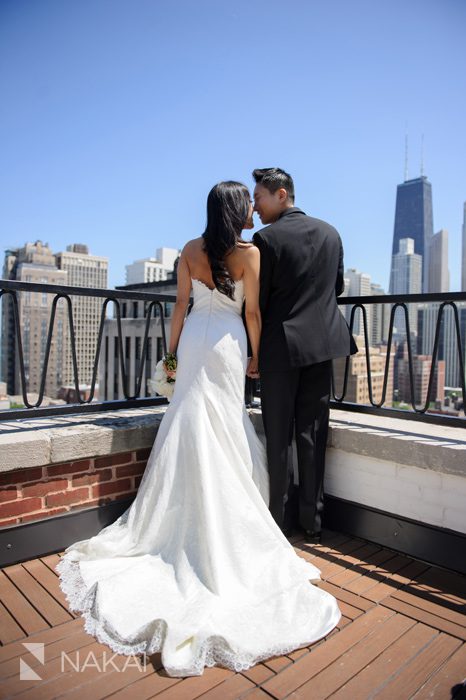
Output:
[260,360,332,533]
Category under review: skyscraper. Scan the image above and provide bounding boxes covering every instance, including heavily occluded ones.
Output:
[462,202,466,292]
[427,229,449,293]
[390,238,422,335]
[389,176,434,293]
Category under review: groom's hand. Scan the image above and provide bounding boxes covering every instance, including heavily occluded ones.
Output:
[246,357,260,379]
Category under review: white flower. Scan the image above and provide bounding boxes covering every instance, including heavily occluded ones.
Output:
[148,360,175,401]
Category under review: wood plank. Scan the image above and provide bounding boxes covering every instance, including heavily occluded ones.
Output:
[104,671,180,700]
[391,586,466,626]
[324,542,382,582]
[235,689,271,700]
[262,655,292,674]
[39,553,62,574]
[310,542,374,580]
[361,559,431,603]
[416,567,466,604]
[410,643,466,699]
[317,580,375,612]
[376,633,464,699]
[0,600,25,646]
[326,546,394,589]
[3,562,72,627]
[330,622,441,699]
[261,606,395,700]
[287,646,310,662]
[241,661,275,684]
[22,557,77,618]
[0,628,97,680]
[291,612,416,699]
[0,618,82,663]
[144,667,233,699]
[0,639,107,699]
[194,673,255,698]
[381,597,466,641]
[344,551,410,595]
[45,652,157,700]
[0,570,49,638]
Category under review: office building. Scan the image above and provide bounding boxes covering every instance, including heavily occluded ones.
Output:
[389,176,434,293]
[125,248,179,285]
[418,302,466,389]
[390,238,422,335]
[99,278,176,401]
[369,283,390,346]
[332,337,394,407]
[55,244,108,387]
[427,229,449,293]
[397,352,445,407]
[343,268,372,338]
[1,241,67,397]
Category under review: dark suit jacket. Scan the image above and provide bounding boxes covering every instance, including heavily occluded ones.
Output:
[253,207,357,371]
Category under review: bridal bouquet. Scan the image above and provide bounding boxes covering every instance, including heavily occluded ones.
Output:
[148,353,177,401]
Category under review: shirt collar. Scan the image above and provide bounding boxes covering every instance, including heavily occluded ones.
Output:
[278,206,306,220]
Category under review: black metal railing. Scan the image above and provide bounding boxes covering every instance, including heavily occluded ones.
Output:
[332,291,465,427]
[0,281,465,427]
[0,280,176,420]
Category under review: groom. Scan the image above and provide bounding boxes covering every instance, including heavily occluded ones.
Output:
[252,168,357,542]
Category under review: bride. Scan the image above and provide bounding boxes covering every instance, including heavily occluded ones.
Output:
[56,181,341,677]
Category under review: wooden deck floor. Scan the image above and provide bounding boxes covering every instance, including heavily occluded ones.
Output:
[1,530,465,699]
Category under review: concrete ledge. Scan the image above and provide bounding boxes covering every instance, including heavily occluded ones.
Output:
[1,406,464,478]
[326,411,465,477]
[0,407,167,472]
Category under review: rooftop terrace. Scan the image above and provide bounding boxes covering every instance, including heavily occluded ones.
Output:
[1,529,465,699]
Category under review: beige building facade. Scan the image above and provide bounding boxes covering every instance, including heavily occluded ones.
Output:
[1,242,67,399]
[55,244,108,387]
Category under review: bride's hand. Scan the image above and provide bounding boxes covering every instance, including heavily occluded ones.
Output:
[163,362,177,380]
[246,356,259,379]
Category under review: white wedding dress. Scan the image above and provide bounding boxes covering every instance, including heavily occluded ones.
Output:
[56,278,341,677]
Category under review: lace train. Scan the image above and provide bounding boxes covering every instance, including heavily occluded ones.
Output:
[56,552,329,677]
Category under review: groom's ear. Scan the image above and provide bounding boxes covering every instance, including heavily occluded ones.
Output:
[277,188,289,203]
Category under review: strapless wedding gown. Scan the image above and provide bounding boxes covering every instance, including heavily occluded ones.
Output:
[56,278,340,677]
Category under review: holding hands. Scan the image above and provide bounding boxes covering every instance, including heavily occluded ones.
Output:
[246,356,260,379]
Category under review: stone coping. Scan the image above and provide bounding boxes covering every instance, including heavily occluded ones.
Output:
[0,407,464,478]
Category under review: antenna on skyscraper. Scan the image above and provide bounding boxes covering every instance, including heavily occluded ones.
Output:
[404,127,409,181]
[420,133,425,176]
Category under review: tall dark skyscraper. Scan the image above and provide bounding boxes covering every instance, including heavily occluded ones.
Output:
[389,176,434,293]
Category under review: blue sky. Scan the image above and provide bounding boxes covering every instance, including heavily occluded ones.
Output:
[1,0,465,290]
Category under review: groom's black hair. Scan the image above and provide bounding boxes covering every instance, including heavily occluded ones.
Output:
[252,168,295,203]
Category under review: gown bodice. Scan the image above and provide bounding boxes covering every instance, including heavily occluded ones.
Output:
[191,278,244,316]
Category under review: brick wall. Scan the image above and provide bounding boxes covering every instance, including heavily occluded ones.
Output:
[0,448,151,527]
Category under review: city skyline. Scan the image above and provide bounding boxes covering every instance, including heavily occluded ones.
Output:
[1,1,465,291]
[2,175,464,298]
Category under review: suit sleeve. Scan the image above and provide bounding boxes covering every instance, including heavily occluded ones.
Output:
[253,231,273,314]
[335,235,345,297]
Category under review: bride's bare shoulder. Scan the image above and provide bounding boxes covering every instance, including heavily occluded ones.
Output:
[183,237,204,251]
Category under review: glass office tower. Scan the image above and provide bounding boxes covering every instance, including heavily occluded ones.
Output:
[389,176,434,293]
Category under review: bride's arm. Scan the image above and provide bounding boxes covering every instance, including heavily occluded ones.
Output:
[168,248,191,355]
[243,246,261,378]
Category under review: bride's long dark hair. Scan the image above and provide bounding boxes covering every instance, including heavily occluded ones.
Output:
[202,181,251,300]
